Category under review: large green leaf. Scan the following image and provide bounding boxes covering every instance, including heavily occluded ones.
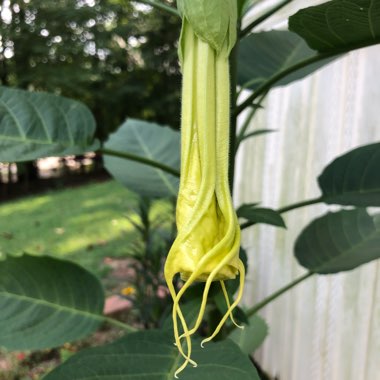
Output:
[104,118,180,198]
[0,254,105,350]
[44,330,260,380]
[294,209,380,274]
[238,30,338,91]
[318,143,380,206]
[0,86,98,162]
[229,314,269,355]
[289,0,380,52]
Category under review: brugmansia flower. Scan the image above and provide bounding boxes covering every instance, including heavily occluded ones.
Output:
[164,0,245,376]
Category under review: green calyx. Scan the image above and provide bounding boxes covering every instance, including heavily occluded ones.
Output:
[177,0,237,59]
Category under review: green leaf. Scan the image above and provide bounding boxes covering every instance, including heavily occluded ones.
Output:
[237,205,286,228]
[238,30,338,91]
[289,0,380,52]
[236,202,259,211]
[294,209,380,274]
[229,315,269,355]
[236,1,380,114]
[0,254,105,350]
[44,330,260,380]
[375,214,380,228]
[0,86,98,162]
[318,143,380,207]
[162,299,201,333]
[104,118,180,198]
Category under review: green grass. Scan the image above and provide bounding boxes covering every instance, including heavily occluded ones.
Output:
[0,180,141,275]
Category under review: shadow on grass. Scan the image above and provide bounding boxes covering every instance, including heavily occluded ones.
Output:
[0,181,139,267]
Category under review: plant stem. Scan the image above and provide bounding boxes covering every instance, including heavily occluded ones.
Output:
[277,196,323,214]
[240,0,294,38]
[240,196,323,230]
[104,316,138,332]
[246,272,314,317]
[234,91,268,154]
[133,0,180,17]
[235,52,338,116]
[100,148,180,177]
[228,23,240,194]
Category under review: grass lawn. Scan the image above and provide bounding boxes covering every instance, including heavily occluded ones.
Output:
[0,180,175,380]
[0,180,146,275]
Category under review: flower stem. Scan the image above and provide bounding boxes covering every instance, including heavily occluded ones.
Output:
[240,196,323,230]
[228,25,240,194]
[277,196,324,214]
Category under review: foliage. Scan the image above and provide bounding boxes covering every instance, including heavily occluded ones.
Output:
[237,30,338,91]
[44,330,260,380]
[237,204,286,228]
[318,142,380,206]
[0,0,182,140]
[0,0,379,379]
[0,254,105,351]
[0,86,98,162]
[229,314,269,355]
[295,209,380,274]
[104,118,180,198]
[289,0,380,52]
[121,196,177,328]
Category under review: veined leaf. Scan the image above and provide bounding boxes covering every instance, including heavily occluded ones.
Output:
[104,118,180,198]
[237,1,380,113]
[0,86,98,162]
[318,143,380,207]
[0,254,104,350]
[229,314,269,354]
[44,330,260,380]
[294,209,380,274]
[289,0,380,52]
[238,30,338,91]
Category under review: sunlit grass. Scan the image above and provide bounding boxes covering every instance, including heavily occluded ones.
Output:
[0,181,141,275]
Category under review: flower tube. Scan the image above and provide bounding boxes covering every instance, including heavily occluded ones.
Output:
[164,2,244,376]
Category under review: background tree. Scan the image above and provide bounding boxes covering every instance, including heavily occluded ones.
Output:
[0,0,181,141]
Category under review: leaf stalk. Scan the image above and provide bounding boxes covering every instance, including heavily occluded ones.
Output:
[100,148,180,177]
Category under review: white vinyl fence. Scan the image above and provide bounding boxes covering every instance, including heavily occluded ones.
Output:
[235,15,380,380]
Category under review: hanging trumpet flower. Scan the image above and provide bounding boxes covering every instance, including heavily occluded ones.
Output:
[164,1,245,376]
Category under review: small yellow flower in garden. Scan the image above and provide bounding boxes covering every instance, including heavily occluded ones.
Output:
[121,286,136,297]
[164,1,245,376]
